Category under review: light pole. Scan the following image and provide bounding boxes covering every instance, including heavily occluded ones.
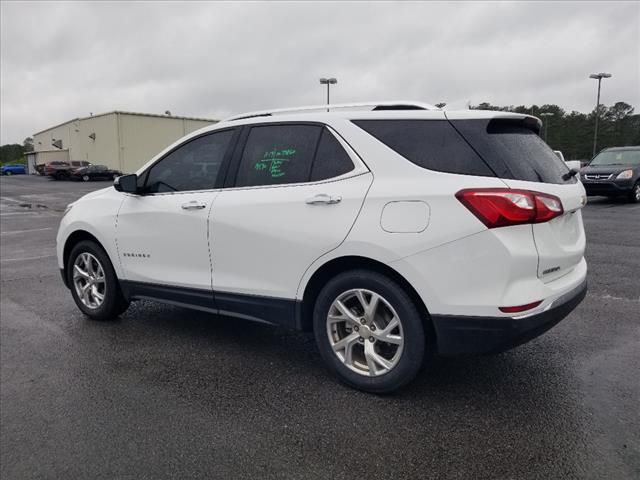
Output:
[539,112,554,143]
[319,77,337,111]
[589,72,612,157]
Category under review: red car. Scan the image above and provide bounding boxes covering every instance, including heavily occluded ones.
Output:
[69,165,122,182]
[44,161,72,180]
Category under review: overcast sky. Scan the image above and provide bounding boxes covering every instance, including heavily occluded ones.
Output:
[1,1,639,144]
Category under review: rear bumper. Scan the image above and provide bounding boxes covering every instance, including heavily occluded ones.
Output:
[583,180,634,196]
[432,278,587,355]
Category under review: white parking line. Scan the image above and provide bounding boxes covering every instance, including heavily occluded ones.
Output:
[1,227,53,235]
[0,196,25,204]
[0,211,58,217]
[0,254,57,263]
[0,211,40,216]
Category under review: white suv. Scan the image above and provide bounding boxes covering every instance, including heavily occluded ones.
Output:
[57,101,588,392]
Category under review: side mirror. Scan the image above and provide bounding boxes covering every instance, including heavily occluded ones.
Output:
[114,174,138,194]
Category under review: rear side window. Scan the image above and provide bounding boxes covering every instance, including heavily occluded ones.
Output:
[235,125,322,187]
[353,120,494,177]
[451,119,574,184]
[311,129,354,181]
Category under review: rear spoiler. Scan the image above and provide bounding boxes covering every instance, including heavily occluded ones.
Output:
[444,111,542,135]
[487,117,542,136]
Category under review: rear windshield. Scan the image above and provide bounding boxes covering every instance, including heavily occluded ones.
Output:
[353,118,574,184]
[451,119,574,184]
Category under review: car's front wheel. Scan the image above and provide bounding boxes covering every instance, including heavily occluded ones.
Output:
[313,270,426,393]
[67,240,129,320]
[5,171,12,176]
[82,175,90,182]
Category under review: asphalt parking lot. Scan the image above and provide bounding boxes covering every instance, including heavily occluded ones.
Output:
[1,174,638,479]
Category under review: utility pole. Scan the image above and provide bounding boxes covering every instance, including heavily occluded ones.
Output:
[589,72,612,157]
[319,78,337,112]
[539,112,554,143]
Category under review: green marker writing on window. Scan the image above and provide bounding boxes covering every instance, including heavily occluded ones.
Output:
[263,148,296,159]
[256,147,297,177]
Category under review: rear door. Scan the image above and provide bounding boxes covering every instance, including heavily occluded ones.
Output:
[211,123,372,302]
[448,115,586,282]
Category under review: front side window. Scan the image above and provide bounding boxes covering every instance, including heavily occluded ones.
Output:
[145,129,235,193]
[235,125,322,187]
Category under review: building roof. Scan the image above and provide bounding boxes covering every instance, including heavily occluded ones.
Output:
[33,110,218,136]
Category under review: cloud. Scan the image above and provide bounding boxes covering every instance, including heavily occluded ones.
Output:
[1,1,638,143]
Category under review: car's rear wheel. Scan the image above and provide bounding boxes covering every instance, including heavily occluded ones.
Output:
[82,175,90,182]
[629,181,640,203]
[313,270,426,393]
[6,171,12,176]
[67,240,129,320]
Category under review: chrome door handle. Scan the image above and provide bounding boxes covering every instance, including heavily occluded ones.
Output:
[181,201,207,210]
[305,194,342,205]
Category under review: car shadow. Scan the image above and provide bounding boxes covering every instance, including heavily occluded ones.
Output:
[586,195,633,206]
[93,301,591,472]
[114,300,577,404]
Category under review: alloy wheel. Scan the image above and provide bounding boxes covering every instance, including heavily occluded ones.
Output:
[326,288,404,376]
[73,252,106,309]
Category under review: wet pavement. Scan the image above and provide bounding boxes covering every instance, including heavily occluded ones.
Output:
[1,175,638,479]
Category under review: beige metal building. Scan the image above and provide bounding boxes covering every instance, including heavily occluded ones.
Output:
[30,111,217,173]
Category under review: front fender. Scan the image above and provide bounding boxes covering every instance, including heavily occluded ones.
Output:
[56,191,125,279]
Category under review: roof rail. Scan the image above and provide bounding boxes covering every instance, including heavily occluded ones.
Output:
[223,101,436,122]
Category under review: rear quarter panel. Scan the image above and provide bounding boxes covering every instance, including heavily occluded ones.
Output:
[296,118,512,299]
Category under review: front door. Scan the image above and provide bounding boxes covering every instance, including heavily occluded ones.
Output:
[116,128,237,294]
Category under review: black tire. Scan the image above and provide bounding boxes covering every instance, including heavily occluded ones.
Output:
[313,270,426,393]
[629,181,640,203]
[67,240,129,320]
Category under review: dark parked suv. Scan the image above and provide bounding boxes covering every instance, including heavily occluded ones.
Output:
[580,146,640,203]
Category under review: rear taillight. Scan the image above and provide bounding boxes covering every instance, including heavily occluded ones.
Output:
[456,188,563,228]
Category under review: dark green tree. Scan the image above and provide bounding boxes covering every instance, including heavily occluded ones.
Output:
[0,144,24,164]
[23,137,34,153]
